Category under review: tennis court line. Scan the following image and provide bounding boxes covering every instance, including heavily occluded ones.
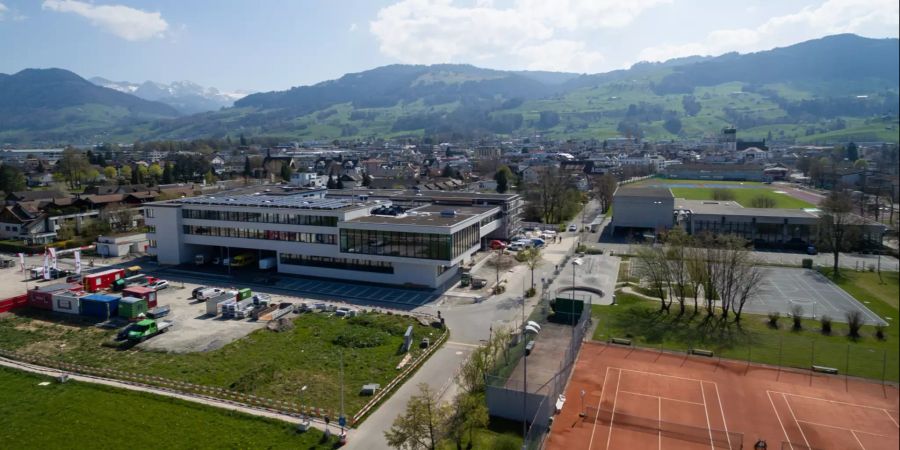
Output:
[604,368,623,450]
[709,381,733,450]
[618,389,705,406]
[587,366,611,450]
[772,390,899,416]
[616,366,708,385]
[699,378,715,450]
[795,419,892,438]
[781,392,811,449]
[767,390,795,450]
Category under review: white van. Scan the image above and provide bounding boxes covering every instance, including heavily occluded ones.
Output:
[195,287,225,301]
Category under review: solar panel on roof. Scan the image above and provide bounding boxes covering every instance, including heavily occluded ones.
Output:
[175,195,355,210]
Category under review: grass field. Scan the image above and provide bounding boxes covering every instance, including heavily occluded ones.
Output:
[591,271,899,381]
[669,187,815,209]
[0,366,336,449]
[0,311,441,418]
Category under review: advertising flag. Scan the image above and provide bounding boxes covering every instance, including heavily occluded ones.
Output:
[74,250,82,275]
[43,252,51,280]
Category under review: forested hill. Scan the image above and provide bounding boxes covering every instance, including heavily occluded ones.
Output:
[3,34,898,144]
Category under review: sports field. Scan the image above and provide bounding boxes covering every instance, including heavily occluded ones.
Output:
[669,187,815,209]
[547,343,899,450]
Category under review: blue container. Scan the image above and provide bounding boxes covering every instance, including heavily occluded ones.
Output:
[80,294,121,319]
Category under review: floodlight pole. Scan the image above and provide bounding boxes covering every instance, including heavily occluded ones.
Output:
[522,294,527,449]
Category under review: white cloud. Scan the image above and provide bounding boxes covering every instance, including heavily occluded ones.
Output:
[0,1,26,21]
[42,0,168,41]
[369,0,666,72]
[638,0,899,62]
[348,22,357,32]
[0,3,7,17]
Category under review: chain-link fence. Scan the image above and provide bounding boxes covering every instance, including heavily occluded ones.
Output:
[592,313,898,383]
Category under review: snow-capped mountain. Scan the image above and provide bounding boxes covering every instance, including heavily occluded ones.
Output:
[90,77,250,114]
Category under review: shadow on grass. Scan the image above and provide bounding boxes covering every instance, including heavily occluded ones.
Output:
[611,305,758,351]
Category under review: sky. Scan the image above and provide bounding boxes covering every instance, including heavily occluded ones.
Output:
[0,0,897,93]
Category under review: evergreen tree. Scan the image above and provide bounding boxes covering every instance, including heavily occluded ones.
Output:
[362,173,372,187]
[336,178,345,189]
[280,163,293,181]
[130,165,139,184]
[326,175,336,189]
[846,142,859,161]
[239,133,247,146]
[243,156,252,177]
[162,163,174,184]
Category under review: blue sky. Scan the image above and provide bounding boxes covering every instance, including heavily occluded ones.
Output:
[0,0,897,93]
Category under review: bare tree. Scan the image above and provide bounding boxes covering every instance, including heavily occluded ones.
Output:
[520,248,543,289]
[819,189,856,277]
[664,228,691,315]
[731,252,764,323]
[593,173,618,214]
[634,245,673,313]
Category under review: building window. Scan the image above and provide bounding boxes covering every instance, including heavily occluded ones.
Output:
[182,225,336,245]
[339,226,477,261]
[279,253,394,274]
[145,208,155,218]
[147,226,156,234]
[149,240,157,248]
[181,209,338,227]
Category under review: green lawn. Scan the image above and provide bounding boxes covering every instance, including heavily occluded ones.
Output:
[438,415,523,450]
[0,311,441,419]
[669,187,815,209]
[0,367,336,449]
[592,272,900,381]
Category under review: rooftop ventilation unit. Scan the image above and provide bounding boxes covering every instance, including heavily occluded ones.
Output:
[440,209,457,217]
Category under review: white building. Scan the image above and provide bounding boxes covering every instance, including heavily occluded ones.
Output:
[144,189,510,289]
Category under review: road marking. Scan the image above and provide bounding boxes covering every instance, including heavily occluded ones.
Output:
[446,341,480,348]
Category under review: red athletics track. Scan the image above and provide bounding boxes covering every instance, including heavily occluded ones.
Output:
[547,342,899,450]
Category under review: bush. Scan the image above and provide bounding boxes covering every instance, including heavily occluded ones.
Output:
[802,258,813,269]
[750,195,776,208]
[767,311,780,329]
[492,435,521,450]
[846,310,863,339]
[493,285,506,295]
[876,325,886,340]
[711,188,735,201]
[820,315,832,335]
[791,305,803,331]
[525,287,536,298]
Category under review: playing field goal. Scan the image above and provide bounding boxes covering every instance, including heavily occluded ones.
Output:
[583,406,745,449]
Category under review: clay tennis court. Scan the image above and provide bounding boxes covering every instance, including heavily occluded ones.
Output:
[547,342,899,450]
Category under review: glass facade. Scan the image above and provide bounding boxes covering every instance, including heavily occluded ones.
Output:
[182,209,338,227]
[183,225,336,244]
[339,223,480,261]
[280,253,394,274]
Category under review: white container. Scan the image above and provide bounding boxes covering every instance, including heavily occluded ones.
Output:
[52,291,82,315]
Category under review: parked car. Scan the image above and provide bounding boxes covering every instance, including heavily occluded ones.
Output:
[507,243,525,251]
[191,286,208,299]
[568,224,577,232]
[489,240,507,250]
[147,280,169,291]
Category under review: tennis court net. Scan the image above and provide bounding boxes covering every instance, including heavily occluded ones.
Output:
[583,406,744,449]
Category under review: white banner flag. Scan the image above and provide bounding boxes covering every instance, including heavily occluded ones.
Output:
[18,253,25,273]
[43,252,51,280]
[74,250,82,275]
[48,247,58,270]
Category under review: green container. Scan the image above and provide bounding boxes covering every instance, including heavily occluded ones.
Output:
[118,296,148,319]
[238,288,252,300]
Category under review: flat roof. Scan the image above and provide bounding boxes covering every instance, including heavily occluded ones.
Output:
[173,194,368,211]
[346,204,498,227]
[674,199,818,219]
[329,189,519,201]
[614,187,674,198]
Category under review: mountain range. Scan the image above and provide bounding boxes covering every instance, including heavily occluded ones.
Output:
[89,77,248,115]
[1,34,897,145]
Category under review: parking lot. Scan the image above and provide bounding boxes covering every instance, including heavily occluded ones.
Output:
[155,266,439,308]
[748,267,887,325]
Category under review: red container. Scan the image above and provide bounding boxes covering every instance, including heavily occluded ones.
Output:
[0,294,27,313]
[122,286,158,308]
[83,268,126,292]
[28,283,80,310]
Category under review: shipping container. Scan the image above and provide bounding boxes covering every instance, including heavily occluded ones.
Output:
[80,294,120,320]
[83,268,126,292]
[52,290,86,315]
[118,297,148,320]
[28,283,80,310]
[122,286,158,308]
[237,288,252,300]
